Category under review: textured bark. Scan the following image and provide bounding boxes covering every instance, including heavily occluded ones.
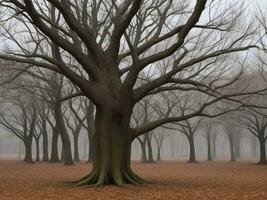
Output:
[71,107,151,186]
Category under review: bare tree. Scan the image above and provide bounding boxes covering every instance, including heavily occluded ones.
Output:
[0,0,264,186]
[65,97,87,162]
[0,93,37,163]
[238,108,267,164]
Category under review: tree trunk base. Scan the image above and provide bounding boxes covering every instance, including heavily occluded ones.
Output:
[188,160,198,163]
[68,168,152,187]
[257,161,267,165]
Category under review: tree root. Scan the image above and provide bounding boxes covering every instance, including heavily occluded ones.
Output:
[67,168,152,187]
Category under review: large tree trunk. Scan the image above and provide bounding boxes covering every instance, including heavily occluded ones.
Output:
[258,136,267,165]
[188,135,197,163]
[54,103,73,165]
[72,107,150,186]
[24,137,33,163]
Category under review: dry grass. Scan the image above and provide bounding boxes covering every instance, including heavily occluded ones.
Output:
[0,159,266,200]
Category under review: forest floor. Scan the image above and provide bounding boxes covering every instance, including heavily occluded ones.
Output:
[0,159,266,200]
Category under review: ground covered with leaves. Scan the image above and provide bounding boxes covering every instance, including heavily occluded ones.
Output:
[0,159,266,200]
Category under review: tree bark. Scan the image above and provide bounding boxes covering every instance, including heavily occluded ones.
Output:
[42,121,49,162]
[50,125,60,162]
[35,137,40,162]
[72,107,150,186]
[54,103,73,165]
[258,136,267,164]
[188,135,197,163]
[24,137,33,163]
[73,134,80,162]
[86,101,95,163]
[60,144,65,162]
[146,134,154,163]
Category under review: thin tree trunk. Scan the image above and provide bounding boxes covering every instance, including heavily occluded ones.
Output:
[188,135,197,163]
[140,141,147,163]
[54,103,73,165]
[42,122,49,162]
[258,137,267,164]
[86,101,95,163]
[234,140,240,160]
[24,138,33,163]
[146,134,154,163]
[73,134,80,162]
[50,126,60,162]
[35,137,40,162]
[207,133,212,161]
[156,144,162,162]
[60,144,65,162]
[229,140,236,162]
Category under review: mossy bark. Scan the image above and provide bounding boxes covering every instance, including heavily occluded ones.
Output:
[72,108,150,186]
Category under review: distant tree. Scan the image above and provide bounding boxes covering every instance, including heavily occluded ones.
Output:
[238,108,267,164]
[65,97,87,162]
[0,93,37,163]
